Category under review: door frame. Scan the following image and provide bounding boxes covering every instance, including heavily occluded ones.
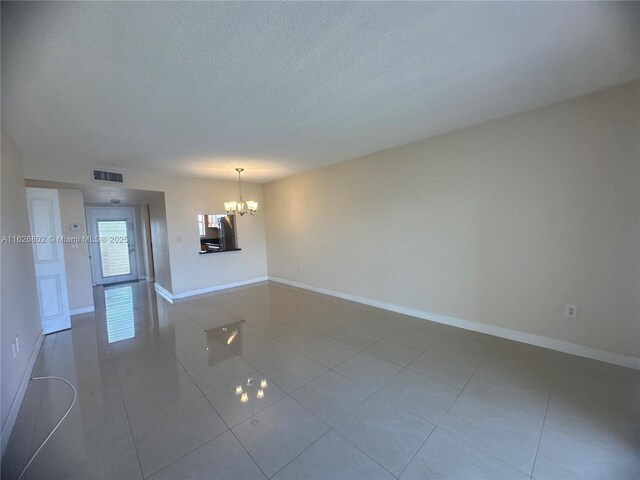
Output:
[86,206,139,286]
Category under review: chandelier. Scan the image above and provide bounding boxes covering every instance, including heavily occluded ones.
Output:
[224,168,258,216]
[235,376,268,425]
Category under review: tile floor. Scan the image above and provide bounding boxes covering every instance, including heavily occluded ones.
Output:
[2,281,639,480]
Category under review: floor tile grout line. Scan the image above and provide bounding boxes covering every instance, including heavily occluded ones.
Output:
[394,361,464,392]
[224,387,331,479]
[312,364,419,480]
[328,427,400,479]
[396,424,437,479]
[403,350,530,476]
[374,380,457,428]
[184,364,252,399]
[343,365,428,459]
[364,342,430,370]
[433,425,536,478]
[228,296,381,348]
[431,422,534,479]
[122,379,206,430]
[531,381,554,478]
[269,389,397,479]
[237,316,377,387]
[226,426,270,480]
[205,369,289,423]
[111,340,146,480]
[426,355,539,478]
[295,342,365,371]
[227,371,356,478]
[436,354,483,421]
[437,352,557,423]
[144,426,230,479]
[277,336,379,397]
[159,367,271,480]
[266,426,335,479]
[17,280,636,480]
[279,325,434,402]
[284,337,367,370]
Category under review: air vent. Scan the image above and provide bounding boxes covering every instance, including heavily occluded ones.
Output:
[91,169,124,184]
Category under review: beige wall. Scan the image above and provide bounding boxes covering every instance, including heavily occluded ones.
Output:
[0,131,42,435]
[163,177,267,295]
[58,189,94,312]
[148,193,172,292]
[139,204,154,280]
[265,82,640,358]
[21,166,268,297]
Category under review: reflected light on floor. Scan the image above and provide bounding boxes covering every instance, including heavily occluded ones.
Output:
[105,285,135,343]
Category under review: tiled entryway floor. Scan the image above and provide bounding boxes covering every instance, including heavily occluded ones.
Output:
[3,281,639,479]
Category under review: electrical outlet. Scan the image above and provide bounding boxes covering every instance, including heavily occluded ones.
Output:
[565,305,577,319]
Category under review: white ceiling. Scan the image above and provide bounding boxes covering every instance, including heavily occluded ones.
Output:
[3,2,639,183]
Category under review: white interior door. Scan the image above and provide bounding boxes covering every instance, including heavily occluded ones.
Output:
[26,188,71,334]
[86,207,139,285]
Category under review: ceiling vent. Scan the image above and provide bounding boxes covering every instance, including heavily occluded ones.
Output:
[91,169,124,184]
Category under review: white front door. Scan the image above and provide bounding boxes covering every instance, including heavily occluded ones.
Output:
[26,188,71,334]
[86,207,139,285]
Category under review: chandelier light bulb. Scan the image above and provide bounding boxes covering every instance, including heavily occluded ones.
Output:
[260,379,268,389]
[235,385,243,395]
[224,168,258,216]
[240,392,249,403]
[256,389,265,399]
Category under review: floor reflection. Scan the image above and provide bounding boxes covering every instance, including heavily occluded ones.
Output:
[3,280,638,480]
[234,375,269,425]
[205,321,245,366]
[207,321,243,346]
[104,285,135,343]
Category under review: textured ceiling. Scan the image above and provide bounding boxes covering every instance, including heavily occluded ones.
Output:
[2,2,639,183]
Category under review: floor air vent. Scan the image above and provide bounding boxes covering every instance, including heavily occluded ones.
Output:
[91,169,124,184]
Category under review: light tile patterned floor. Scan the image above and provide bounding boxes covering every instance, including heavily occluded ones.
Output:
[3,281,639,479]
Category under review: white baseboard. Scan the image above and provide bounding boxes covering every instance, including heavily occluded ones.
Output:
[154,277,269,302]
[171,276,269,300]
[70,305,94,316]
[1,331,45,457]
[154,283,174,303]
[268,276,640,370]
